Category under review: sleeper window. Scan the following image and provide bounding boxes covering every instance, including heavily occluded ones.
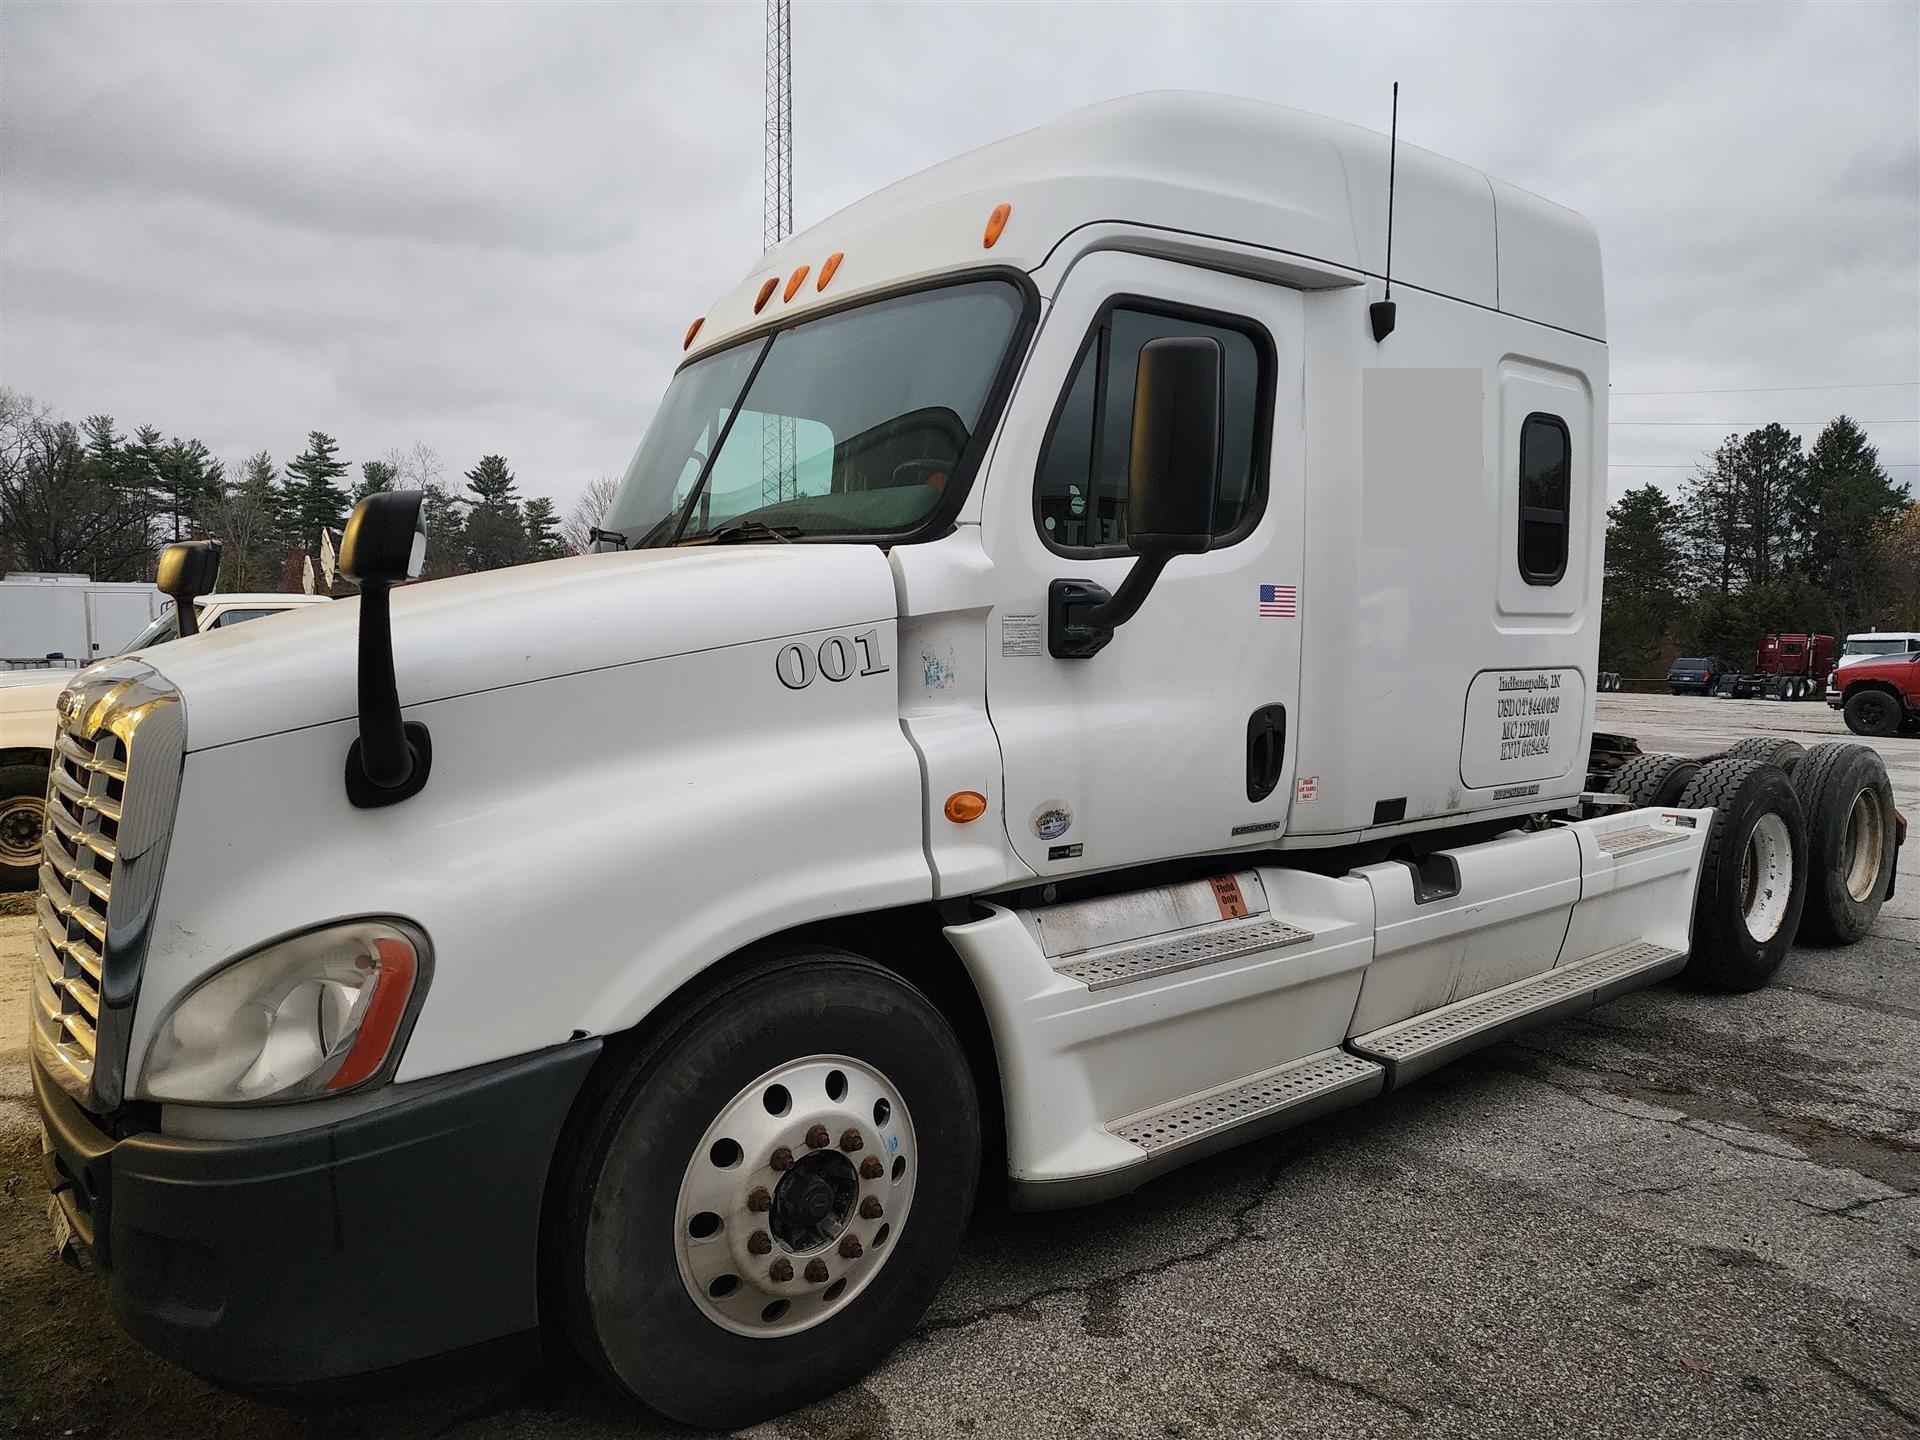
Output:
[1035,306,1267,552]
[1518,413,1571,585]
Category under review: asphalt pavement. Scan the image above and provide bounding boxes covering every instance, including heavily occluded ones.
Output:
[0,692,1913,1439]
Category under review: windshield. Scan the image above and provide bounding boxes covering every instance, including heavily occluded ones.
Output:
[601,279,1026,546]
[1843,638,1914,657]
[122,607,190,652]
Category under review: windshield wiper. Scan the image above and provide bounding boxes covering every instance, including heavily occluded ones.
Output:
[690,519,801,545]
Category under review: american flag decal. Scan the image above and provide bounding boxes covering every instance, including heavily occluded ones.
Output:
[1258,583,1297,618]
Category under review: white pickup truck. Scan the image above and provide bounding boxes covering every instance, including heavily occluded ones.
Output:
[29,93,1901,1429]
[1,590,329,888]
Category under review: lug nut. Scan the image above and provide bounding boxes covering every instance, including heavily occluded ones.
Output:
[804,1258,830,1284]
[839,1128,864,1153]
[859,1155,885,1180]
[748,1230,772,1256]
[805,1124,831,1150]
[747,1186,773,1213]
[770,1147,795,1172]
[859,1196,884,1220]
[769,1257,794,1283]
[838,1235,864,1260]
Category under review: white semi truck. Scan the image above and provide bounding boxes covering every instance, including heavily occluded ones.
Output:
[30,94,1903,1428]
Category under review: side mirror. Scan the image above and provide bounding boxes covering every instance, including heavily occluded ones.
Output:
[1049,336,1224,658]
[339,490,431,808]
[155,539,222,637]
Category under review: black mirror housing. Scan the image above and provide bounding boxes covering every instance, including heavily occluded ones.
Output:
[1125,335,1223,558]
[155,539,222,637]
[340,489,427,584]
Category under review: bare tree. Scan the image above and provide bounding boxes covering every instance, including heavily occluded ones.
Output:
[562,474,623,554]
[0,410,154,579]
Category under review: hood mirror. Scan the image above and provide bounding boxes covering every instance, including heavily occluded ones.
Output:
[155,539,223,637]
[339,490,432,808]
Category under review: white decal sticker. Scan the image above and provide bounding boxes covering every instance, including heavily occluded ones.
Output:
[1001,613,1043,658]
[1296,776,1318,802]
[1461,668,1584,788]
[1030,802,1073,840]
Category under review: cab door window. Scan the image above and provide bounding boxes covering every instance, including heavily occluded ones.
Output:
[1035,303,1271,553]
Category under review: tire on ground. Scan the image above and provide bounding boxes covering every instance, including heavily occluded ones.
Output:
[555,947,980,1430]
[0,763,49,892]
[1843,688,1904,737]
[1608,753,1702,808]
[1676,758,1808,992]
[1791,742,1898,944]
[1720,736,1806,775]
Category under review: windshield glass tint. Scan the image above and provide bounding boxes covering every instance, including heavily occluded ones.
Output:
[601,280,1025,545]
[122,607,194,652]
[1844,640,1908,656]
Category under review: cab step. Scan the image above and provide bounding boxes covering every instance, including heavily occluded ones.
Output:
[1348,939,1686,1085]
[1596,825,1689,858]
[1053,915,1314,991]
[1107,1048,1383,1156]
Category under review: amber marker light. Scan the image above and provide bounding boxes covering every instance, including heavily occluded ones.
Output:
[817,251,844,290]
[754,277,779,313]
[784,264,811,301]
[983,202,1011,248]
[683,317,704,350]
[945,791,988,824]
[324,936,420,1091]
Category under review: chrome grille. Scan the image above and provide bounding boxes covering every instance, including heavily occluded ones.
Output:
[34,730,125,1084]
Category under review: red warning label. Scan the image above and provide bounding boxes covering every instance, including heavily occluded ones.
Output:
[1210,874,1249,919]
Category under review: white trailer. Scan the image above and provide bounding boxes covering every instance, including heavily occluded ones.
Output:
[29,94,1903,1428]
[0,572,164,668]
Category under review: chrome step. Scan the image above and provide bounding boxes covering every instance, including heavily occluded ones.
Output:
[1597,825,1688,857]
[1348,940,1685,1085]
[1053,916,1314,991]
[1108,1049,1383,1155]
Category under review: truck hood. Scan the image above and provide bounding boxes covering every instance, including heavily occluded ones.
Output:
[139,544,902,752]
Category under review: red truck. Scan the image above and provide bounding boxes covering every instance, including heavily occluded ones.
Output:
[1828,649,1920,735]
[1715,632,1836,700]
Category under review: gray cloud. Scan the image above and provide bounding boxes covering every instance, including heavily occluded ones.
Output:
[2,1,1915,510]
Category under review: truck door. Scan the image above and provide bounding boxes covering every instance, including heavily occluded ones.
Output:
[85,588,161,657]
[980,254,1304,877]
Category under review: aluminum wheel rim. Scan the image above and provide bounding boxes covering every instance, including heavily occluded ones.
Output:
[1739,810,1793,942]
[0,794,44,867]
[674,1054,916,1338]
[1842,787,1886,904]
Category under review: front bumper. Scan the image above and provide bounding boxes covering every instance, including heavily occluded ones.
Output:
[34,1039,599,1390]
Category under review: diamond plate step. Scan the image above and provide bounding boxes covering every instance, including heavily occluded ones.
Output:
[1054,916,1314,991]
[1597,825,1688,857]
[1108,1049,1384,1155]
[1349,940,1686,1085]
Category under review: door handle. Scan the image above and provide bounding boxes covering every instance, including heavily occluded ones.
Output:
[1246,704,1287,803]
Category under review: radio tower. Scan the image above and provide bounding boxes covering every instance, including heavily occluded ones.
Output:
[761,0,796,504]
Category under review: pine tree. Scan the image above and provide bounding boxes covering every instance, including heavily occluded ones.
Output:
[154,437,225,541]
[461,454,529,570]
[1732,423,1803,588]
[1802,416,1912,631]
[1681,436,1744,594]
[523,495,564,561]
[356,458,397,502]
[285,431,350,557]
[1605,485,1687,608]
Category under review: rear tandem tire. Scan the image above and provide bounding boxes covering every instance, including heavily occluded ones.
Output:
[1791,743,1898,944]
[554,948,980,1430]
[1608,753,1702,808]
[1676,758,1809,993]
[1720,736,1807,776]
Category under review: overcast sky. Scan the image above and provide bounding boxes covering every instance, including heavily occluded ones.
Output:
[2,1,1916,515]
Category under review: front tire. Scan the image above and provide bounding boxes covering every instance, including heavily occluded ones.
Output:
[1843,689,1903,737]
[556,948,979,1429]
[0,763,49,891]
[1676,759,1808,992]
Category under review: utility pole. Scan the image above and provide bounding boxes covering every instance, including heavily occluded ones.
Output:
[762,0,795,504]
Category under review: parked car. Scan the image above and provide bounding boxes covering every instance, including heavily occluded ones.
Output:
[1828,649,1920,736]
[1666,656,1726,695]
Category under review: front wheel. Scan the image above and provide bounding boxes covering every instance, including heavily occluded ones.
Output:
[1844,689,1903,737]
[556,949,980,1429]
[0,763,50,891]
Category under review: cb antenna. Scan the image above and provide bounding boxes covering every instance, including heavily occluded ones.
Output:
[1370,81,1399,343]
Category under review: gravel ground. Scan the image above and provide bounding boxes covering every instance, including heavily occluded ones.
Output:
[0,692,1914,1439]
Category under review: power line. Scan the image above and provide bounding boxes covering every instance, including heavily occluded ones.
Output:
[1613,381,1920,396]
[1610,461,1920,468]
[1611,418,1918,426]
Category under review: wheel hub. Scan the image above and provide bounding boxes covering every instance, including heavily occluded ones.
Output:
[674,1055,915,1338]
[0,795,43,865]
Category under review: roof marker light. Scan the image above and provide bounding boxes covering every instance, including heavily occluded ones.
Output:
[817,252,844,291]
[784,264,810,302]
[683,317,704,350]
[754,277,779,313]
[983,202,1011,249]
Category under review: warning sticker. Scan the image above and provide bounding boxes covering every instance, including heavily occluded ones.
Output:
[1001,613,1042,658]
[1209,874,1249,919]
[1296,776,1319,803]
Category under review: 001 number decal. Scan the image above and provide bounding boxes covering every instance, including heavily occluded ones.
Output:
[775,629,890,690]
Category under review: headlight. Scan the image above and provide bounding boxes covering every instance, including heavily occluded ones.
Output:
[140,920,429,1105]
